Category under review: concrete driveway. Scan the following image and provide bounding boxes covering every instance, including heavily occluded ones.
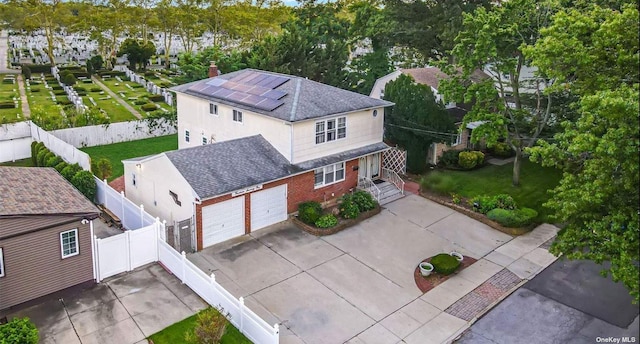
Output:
[5,264,207,344]
[188,194,522,344]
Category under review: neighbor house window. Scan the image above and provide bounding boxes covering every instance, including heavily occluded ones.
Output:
[185,130,190,143]
[132,173,136,187]
[314,162,345,187]
[453,133,463,146]
[209,103,218,115]
[0,247,5,277]
[202,136,208,145]
[315,117,346,144]
[60,229,79,258]
[233,110,243,123]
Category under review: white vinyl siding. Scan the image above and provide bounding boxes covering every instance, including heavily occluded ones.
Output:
[314,162,345,188]
[315,117,346,144]
[60,229,79,258]
[0,247,4,277]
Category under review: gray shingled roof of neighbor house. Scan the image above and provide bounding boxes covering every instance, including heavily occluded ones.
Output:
[171,69,394,122]
[0,167,100,217]
[165,135,302,199]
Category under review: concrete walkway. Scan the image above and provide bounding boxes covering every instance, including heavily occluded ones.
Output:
[189,195,559,344]
[91,76,142,119]
[16,74,30,118]
[0,30,19,74]
[5,264,207,344]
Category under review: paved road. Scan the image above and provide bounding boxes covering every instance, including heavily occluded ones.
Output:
[0,30,19,74]
[457,259,639,344]
[91,76,142,119]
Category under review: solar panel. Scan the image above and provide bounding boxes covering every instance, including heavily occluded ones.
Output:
[213,88,233,98]
[245,85,271,96]
[205,78,227,87]
[262,89,287,100]
[261,76,289,89]
[255,98,284,111]
[248,74,269,86]
[227,91,249,102]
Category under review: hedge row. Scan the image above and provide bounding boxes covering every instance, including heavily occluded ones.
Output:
[31,141,96,201]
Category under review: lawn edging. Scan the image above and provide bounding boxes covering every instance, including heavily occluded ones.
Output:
[419,192,533,236]
[292,206,381,236]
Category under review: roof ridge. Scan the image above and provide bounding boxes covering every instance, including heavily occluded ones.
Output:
[289,79,302,122]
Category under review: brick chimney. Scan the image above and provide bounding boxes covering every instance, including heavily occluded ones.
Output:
[208,62,219,78]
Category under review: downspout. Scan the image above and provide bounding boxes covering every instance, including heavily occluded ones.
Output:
[88,219,98,282]
[192,197,202,252]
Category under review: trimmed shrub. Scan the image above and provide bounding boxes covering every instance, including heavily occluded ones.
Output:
[74,86,86,92]
[36,148,49,167]
[71,170,97,201]
[30,141,38,165]
[21,64,52,73]
[134,99,147,105]
[53,90,66,95]
[339,194,360,219]
[487,207,538,227]
[91,158,113,180]
[351,190,377,212]
[315,214,338,228]
[45,155,63,168]
[420,172,457,195]
[0,317,39,344]
[60,163,82,181]
[148,94,164,102]
[439,149,461,167]
[90,87,102,92]
[22,65,32,79]
[62,73,76,86]
[141,103,157,111]
[470,194,517,214]
[54,161,68,173]
[298,201,323,225]
[491,142,513,158]
[131,83,143,89]
[430,253,461,275]
[458,151,478,169]
[51,85,63,91]
[0,102,15,109]
[471,151,485,165]
[30,88,40,92]
[185,307,228,344]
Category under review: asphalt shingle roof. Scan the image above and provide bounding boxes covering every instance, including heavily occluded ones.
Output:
[294,142,390,171]
[165,135,301,199]
[0,167,99,217]
[171,69,394,122]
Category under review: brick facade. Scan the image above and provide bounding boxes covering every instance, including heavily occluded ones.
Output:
[194,158,360,250]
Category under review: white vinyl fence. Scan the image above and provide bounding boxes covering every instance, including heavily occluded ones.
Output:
[0,122,31,163]
[50,119,176,148]
[94,179,279,344]
[30,121,91,170]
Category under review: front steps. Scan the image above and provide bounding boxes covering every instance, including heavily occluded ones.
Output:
[361,181,405,205]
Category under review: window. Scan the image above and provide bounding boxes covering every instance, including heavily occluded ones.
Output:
[315,117,346,144]
[132,173,136,187]
[314,162,345,187]
[453,133,463,146]
[202,136,208,145]
[185,130,190,143]
[233,110,243,123]
[169,190,182,206]
[0,247,5,277]
[60,229,79,258]
[209,103,218,115]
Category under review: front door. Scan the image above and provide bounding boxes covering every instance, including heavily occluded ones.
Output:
[358,154,381,180]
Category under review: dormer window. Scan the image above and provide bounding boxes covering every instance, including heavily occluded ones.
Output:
[315,117,346,144]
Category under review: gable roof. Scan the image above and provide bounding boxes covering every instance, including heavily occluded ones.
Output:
[165,135,301,199]
[401,67,490,90]
[0,167,99,217]
[171,69,393,122]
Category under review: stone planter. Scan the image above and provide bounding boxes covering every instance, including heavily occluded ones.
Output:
[450,252,464,262]
[419,262,434,277]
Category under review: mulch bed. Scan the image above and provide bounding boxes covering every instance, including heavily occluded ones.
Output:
[414,255,478,293]
[292,206,381,236]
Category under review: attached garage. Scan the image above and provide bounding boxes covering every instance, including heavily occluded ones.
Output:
[201,196,245,248]
[250,185,288,231]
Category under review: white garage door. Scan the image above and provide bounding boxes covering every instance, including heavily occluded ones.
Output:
[202,196,245,248]
[251,185,287,231]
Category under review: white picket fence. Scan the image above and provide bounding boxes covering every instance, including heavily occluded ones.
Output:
[94,179,279,344]
[49,119,176,148]
[0,122,31,162]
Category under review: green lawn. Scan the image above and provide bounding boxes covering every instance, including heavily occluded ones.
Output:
[148,310,252,344]
[0,75,23,123]
[429,159,562,221]
[98,77,173,116]
[80,134,177,181]
[0,158,33,167]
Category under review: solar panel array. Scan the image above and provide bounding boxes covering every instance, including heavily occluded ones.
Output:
[188,71,290,111]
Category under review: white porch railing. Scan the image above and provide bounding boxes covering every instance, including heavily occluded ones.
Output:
[358,176,381,201]
[382,168,405,195]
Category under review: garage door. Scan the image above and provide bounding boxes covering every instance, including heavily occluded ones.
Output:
[251,185,287,231]
[202,196,245,248]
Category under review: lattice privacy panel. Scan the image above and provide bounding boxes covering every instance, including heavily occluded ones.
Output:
[383,146,407,175]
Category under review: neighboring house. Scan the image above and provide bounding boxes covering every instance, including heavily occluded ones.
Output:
[123,67,396,251]
[0,167,100,311]
[371,67,488,165]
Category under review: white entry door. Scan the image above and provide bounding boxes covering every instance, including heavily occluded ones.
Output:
[251,185,287,231]
[201,196,245,248]
[359,154,381,179]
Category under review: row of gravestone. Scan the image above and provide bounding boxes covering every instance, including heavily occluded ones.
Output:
[119,66,173,106]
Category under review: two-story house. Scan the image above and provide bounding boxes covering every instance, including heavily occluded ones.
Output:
[123,68,396,251]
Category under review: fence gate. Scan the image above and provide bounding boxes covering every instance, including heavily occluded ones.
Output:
[166,224,176,250]
[178,218,193,253]
[383,146,407,175]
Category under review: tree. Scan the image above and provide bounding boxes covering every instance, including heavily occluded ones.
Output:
[527,4,639,302]
[91,158,113,180]
[154,0,180,69]
[71,170,97,201]
[176,46,245,83]
[175,0,206,54]
[118,38,156,71]
[383,74,455,173]
[439,0,558,186]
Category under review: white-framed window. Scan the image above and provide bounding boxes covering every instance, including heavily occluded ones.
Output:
[202,136,208,145]
[315,117,346,144]
[131,173,137,187]
[0,247,5,277]
[209,103,218,115]
[60,229,79,258]
[314,162,346,188]
[184,129,190,143]
[233,110,243,123]
[453,133,463,146]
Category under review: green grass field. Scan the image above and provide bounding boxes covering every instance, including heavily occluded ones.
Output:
[80,134,177,181]
[148,309,251,344]
[0,75,23,123]
[426,159,562,221]
[0,158,33,167]
[98,77,173,116]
